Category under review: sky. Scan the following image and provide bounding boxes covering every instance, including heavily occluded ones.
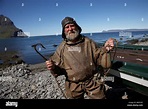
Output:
[0,0,148,36]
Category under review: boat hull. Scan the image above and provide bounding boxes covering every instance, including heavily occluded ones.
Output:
[108,69,148,96]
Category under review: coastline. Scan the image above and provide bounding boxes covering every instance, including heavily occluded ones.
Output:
[133,40,148,46]
[0,63,66,99]
[27,62,47,73]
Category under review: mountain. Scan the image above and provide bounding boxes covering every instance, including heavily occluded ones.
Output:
[0,15,28,38]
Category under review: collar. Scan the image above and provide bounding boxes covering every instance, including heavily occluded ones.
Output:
[65,35,84,45]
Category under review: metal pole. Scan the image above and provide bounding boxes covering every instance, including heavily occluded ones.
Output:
[32,43,67,99]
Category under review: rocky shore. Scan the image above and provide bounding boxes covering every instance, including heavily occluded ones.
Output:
[125,38,148,46]
[0,63,66,99]
[133,41,148,46]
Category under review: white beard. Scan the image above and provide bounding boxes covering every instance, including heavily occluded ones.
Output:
[65,30,79,41]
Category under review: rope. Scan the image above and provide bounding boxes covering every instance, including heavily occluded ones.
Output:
[104,38,118,76]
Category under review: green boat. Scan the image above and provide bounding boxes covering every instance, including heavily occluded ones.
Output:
[96,42,148,96]
[97,43,148,96]
[108,61,148,96]
[116,44,148,51]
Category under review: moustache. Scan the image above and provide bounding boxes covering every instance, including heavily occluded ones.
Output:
[68,31,76,34]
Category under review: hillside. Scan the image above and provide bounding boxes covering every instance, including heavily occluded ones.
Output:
[0,15,28,38]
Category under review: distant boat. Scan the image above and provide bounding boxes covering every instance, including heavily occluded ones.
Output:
[90,33,92,36]
[56,33,59,36]
[53,44,58,47]
[143,34,148,37]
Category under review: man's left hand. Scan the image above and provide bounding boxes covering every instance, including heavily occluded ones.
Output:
[104,38,115,51]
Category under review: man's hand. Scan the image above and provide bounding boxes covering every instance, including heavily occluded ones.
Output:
[46,59,55,70]
[104,38,115,51]
[46,60,59,77]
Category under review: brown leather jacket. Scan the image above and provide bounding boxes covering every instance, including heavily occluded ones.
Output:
[50,35,111,82]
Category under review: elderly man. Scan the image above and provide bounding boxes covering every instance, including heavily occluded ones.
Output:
[46,17,114,99]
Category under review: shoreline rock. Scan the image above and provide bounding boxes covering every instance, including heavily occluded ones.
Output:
[0,51,25,69]
[125,38,148,46]
[133,40,148,46]
[0,63,66,99]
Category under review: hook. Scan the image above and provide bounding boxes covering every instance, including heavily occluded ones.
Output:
[32,43,47,61]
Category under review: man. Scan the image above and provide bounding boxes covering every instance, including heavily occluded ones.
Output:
[46,17,114,99]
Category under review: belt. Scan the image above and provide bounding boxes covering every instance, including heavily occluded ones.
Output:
[66,75,94,84]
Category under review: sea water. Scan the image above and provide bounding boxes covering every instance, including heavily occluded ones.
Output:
[0,31,148,64]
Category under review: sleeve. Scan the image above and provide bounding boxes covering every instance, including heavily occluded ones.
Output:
[49,41,66,76]
[91,40,111,69]
[99,47,111,69]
